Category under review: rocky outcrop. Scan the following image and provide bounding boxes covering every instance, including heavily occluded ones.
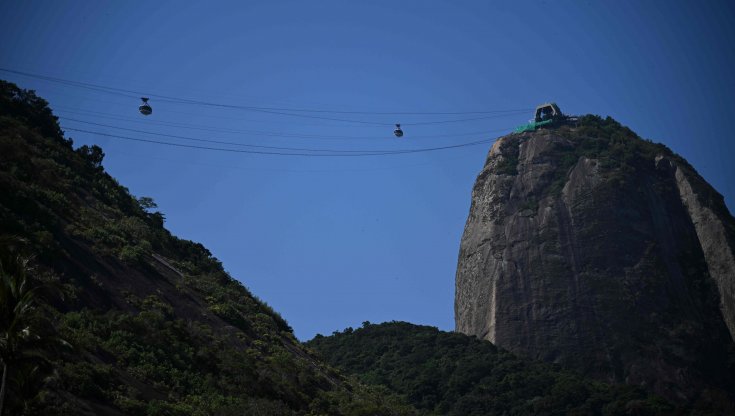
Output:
[670,158,735,338]
[455,117,735,402]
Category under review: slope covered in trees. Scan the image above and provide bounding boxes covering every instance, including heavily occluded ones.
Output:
[307,322,735,415]
[0,80,417,415]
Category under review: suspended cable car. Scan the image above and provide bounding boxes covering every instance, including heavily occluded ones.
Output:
[139,97,152,116]
[393,123,403,138]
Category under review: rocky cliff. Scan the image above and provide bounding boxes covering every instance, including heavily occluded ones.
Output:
[455,116,735,402]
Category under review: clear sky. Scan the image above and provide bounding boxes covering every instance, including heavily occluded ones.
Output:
[1,1,733,340]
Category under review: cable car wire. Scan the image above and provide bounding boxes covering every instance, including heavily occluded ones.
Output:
[62,127,501,157]
[62,118,407,153]
[48,91,527,131]
[153,95,530,126]
[0,68,142,99]
[1,67,532,126]
[56,110,510,141]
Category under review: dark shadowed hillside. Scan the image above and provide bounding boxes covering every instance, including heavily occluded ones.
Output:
[0,80,417,415]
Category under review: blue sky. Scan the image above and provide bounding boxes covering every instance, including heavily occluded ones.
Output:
[1,1,733,340]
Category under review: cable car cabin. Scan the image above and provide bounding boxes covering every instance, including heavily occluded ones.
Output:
[139,97,152,116]
[394,124,404,138]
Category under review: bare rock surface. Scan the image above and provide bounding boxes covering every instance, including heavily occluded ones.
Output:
[455,117,735,401]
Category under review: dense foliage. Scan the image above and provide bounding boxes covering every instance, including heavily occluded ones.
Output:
[0,236,69,416]
[307,322,678,416]
[0,80,417,415]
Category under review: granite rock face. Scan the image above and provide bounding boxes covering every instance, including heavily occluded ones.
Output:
[455,117,735,401]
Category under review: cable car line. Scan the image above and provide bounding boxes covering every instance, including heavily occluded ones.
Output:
[0,68,142,99]
[48,92,527,130]
[55,110,512,140]
[62,127,499,157]
[62,118,409,153]
[53,106,393,131]
[2,67,531,138]
[153,96,528,127]
[2,68,390,125]
[57,110,394,139]
[156,94,531,115]
[113,149,476,174]
[1,67,532,123]
[63,127,395,156]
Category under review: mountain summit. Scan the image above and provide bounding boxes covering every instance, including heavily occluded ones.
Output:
[455,116,735,402]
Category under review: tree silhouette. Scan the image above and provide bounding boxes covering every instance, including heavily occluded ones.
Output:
[76,144,105,169]
[0,237,65,416]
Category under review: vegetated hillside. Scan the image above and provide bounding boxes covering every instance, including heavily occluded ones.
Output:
[307,322,681,416]
[455,116,735,404]
[0,80,417,415]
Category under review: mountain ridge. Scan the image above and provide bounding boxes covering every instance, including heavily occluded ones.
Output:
[455,116,735,403]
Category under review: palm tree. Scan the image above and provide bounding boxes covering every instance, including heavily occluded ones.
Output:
[0,237,55,416]
[11,363,54,415]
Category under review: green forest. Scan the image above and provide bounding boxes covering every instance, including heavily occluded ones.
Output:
[306,322,677,416]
